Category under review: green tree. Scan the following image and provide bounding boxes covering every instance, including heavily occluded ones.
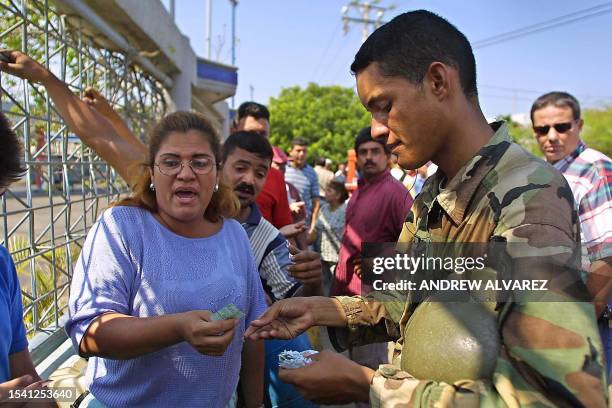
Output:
[582,107,612,157]
[268,83,370,165]
[498,114,542,157]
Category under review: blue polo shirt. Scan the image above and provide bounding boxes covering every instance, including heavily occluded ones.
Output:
[285,164,320,224]
[0,245,28,382]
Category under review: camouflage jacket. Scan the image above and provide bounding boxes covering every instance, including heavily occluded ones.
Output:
[331,122,608,407]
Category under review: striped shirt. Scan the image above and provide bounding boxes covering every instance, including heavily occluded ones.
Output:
[285,164,320,222]
[242,204,301,301]
[553,140,612,263]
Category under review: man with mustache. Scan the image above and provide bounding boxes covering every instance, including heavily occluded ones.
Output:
[221,131,321,407]
[231,102,296,233]
[330,126,412,396]
[3,51,323,296]
[0,50,324,404]
[221,131,322,299]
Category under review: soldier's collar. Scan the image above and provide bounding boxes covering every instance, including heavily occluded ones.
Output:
[432,121,512,225]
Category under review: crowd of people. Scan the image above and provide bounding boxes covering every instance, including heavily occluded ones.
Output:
[0,8,610,408]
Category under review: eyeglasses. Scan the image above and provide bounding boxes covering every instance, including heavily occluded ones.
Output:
[155,157,216,176]
[533,122,573,136]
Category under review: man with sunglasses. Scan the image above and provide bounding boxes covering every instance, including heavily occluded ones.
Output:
[532,91,612,379]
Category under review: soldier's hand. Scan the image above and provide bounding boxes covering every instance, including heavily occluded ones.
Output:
[0,50,53,85]
[83,87,116,118]
[288,244,322,285]
[279,351,374,404]
[178,310,237,356]
[244,298,315,340]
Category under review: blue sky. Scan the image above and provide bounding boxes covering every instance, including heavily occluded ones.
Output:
[161,0,612,119]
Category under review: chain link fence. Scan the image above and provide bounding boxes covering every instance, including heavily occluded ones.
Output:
[1,0,167,339]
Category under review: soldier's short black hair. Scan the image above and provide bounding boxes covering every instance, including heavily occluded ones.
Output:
[0,113,26,190]
[530,92,581,123]
[351,10,477,97]
[222,131,273,163]
[354,126,389,154]
[237,101,270,122]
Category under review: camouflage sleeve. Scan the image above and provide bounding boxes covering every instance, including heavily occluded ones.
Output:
[328,294,402,351]
[369,365,492,408]
[369,356,600,407]
[494,223,608,407]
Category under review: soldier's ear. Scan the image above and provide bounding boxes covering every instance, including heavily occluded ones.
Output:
[576,118,584,133]
[425,61,451,101]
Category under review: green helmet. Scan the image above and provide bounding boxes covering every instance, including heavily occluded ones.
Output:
[401,296,500,384]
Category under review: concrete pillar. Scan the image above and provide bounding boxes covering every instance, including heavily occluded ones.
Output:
[169,69,193,112]
[168,34,197,112]
[214,101,230,139]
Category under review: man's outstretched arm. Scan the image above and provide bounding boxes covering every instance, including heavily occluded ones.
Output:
[82,87,147,155]
[0,50,145,186]
[245,296,348,340]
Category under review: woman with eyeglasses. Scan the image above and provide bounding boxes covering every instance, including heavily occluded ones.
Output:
[64,112,267,407]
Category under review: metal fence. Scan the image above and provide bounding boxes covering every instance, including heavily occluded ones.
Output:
[0,0,167,339]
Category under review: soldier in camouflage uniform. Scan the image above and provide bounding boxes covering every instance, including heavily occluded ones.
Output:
[246,10,609,407]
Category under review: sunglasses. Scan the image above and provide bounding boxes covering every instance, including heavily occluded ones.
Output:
[533,122,573,136]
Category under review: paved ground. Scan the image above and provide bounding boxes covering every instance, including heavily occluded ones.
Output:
[2,181,124,321]
[2,181,121,243]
